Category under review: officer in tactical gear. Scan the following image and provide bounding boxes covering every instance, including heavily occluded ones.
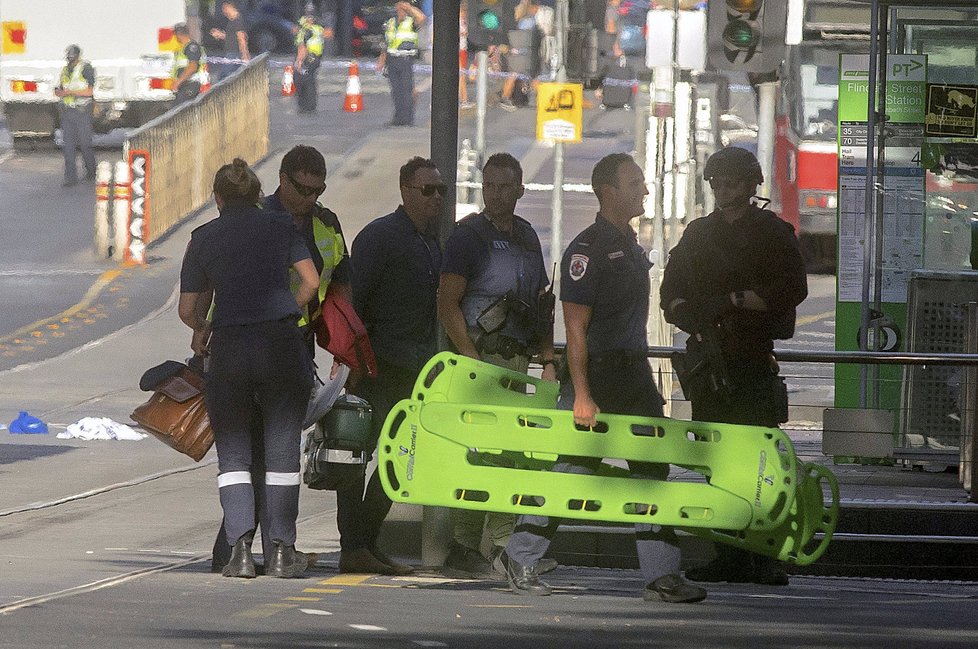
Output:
[660,146,808,586]
[55,44,96,187]
[439,151,556,577]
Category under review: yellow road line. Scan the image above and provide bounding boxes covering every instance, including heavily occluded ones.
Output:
[319,575,372,586]
[0,269,123,344]
[233,603,297,618]
[284,597,322,602]
[304,588,343,594]
[796,310,834,327]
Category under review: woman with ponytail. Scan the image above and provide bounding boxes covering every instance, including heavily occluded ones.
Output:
[179,158,319,579]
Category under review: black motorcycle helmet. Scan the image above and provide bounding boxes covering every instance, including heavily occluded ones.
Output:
[703,146,764,186]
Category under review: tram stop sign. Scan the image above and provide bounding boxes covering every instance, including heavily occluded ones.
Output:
[536,82,583,143]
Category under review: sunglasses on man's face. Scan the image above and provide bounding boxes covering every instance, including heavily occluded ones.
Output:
[287,173,326,197]
[407,183,448,197]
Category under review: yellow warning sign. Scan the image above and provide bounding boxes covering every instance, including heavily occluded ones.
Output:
[2,21,26,54]
[536,82,583,143]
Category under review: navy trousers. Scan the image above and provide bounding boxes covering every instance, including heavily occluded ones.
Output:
[60,106,95,184]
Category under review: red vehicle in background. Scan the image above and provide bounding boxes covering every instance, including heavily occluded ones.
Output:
[773,38,865,272]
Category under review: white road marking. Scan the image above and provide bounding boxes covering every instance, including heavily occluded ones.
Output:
[299,608,333,616]
[350,624,388,631]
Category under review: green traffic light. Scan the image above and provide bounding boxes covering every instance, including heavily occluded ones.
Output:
[478,10,500,31]
[723,19,759,49]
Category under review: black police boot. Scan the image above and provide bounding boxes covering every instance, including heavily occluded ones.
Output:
[503,551,552,596]
[644,574,707,604]
[751,555,790,586]
[443,541,494,578]
[222,537,256,579]
[685,545,753,583]
[267,541,307,578]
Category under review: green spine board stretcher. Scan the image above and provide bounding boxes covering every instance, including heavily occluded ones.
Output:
[381,353,838,565]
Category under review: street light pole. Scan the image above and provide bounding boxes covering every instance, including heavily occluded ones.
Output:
[549,0,569,269]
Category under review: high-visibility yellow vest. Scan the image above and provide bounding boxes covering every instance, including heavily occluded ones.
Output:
[384,16,419,54]
[291,212,345,326]
[59,61,93,108]
[172,42,208,82]
[295,20,325,57]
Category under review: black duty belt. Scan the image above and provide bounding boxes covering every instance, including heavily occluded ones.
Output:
[476,333,529,360]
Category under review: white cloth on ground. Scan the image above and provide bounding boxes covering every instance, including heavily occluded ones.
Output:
[58,417,148,441]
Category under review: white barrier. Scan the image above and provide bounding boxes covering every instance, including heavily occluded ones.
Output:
[111,160,130,263]
[93,161,113,258]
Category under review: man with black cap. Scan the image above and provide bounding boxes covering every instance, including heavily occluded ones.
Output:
[660,146,808,586]
[55,44,96,187]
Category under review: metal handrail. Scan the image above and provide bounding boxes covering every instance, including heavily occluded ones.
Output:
[550,344,978,367]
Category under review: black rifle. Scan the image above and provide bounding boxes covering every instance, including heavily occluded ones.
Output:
[671,325,735,401]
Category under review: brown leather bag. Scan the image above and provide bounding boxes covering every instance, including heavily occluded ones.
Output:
[131,365,214,462]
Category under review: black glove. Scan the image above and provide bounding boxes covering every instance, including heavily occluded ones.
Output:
[669,300,702,333]
[696,294,735,327]
[669,295,732,333]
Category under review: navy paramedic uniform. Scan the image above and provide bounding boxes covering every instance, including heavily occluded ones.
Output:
[339,205,442,553]
[181,202,314,554]
[211,191,349,570]
[505,214,684,584]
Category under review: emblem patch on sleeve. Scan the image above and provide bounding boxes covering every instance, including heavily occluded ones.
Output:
[569,253,589,281]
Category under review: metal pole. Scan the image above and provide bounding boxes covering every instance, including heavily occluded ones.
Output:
[653,66,673,226]
[756,81,777,200]
[474,50,489,207]
[869,5,890,408]
[426,0,460,565]
[965,303,978,501]
[858,0,882,408]
[549,0,569,268]
[433,0,460,245]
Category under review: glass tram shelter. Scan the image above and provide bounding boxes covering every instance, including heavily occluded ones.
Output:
[830,0,978,474]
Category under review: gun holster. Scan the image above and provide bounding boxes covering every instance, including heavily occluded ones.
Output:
[476,294,511,335]
[672,334,735,401]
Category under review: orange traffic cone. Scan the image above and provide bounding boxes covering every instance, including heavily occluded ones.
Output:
[282,65,296,96]
[199,68,211,94]
[343,61,363,113]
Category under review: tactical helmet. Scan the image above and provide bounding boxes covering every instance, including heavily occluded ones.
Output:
[703,147,763,186]
[65,44,81,60]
